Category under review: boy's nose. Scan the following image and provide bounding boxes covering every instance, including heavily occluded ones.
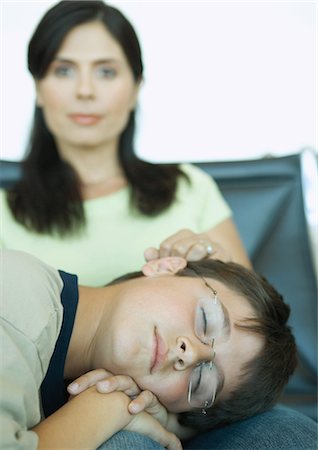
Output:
[173,336,215,370]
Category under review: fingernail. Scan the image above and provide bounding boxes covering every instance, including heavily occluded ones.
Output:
[67,382,79,393]
[97,380,110,392]
[129,402,140,413]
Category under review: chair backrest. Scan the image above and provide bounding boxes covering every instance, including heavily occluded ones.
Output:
[1,154,317,419]
[0,160,21,188]
[196,153,317,420]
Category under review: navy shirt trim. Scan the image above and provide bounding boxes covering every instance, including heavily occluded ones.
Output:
[40,270,79,417]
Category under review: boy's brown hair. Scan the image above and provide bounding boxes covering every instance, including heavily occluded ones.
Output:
[177,261,297,430]
[109,259,297,431]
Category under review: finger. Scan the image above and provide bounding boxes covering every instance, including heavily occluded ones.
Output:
[159,230,195,258]
[186,240,214,261]
[166,433,183,450]
[67,369,112,395]
[96,375,141,397]
[129,390,161,414]
[203,241,232,263]
[144,247,159,262]
[168,235,213,261]
[128,415,183,450]
[148,427,183,450]
[159,431,183,450]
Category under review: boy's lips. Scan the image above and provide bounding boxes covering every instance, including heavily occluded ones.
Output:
[150,328,167,373]
[68,114,103,125]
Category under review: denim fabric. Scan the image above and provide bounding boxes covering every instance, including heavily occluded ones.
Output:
[97,430,166,449]
[97,406,317,450]
[185,405,318,450]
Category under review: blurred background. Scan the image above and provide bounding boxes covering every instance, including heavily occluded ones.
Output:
[0,0,317,277]
[1,0,316,163]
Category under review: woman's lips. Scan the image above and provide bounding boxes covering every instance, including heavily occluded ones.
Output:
[68,114,102,125]
[150,328,167,373]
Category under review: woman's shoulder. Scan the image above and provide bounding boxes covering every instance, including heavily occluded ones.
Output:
[178,163,219,192]
[0,189,16,220]
[179,163,215,183]
[0,188,10,209]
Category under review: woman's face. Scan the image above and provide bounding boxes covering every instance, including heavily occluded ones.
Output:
[36,21,140,150]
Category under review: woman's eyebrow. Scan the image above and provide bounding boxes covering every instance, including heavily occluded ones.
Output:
[52,57,74,64]
[93,58,119,65]
[53,56,119,65]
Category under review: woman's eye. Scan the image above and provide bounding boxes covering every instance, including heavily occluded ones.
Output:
[97,67,117,79]
[53,65,74,78]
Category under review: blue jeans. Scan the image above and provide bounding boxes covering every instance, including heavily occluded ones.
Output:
[97,405,317,450]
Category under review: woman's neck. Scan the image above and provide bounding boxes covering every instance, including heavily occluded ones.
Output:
[57,140,127,199]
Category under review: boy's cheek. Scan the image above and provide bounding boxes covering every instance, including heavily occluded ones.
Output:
[152,378,189,412]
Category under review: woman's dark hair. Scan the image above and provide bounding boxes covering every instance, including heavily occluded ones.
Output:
[7,0,186,235]
[108,259,297,431]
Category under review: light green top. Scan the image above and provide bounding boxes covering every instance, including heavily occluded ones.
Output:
[0,164,231,286]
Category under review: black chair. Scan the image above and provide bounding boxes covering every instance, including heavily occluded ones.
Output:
[196,153,317,420]
[1,153,317,421]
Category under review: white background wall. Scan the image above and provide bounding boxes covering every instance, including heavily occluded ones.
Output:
[1,0,317,163]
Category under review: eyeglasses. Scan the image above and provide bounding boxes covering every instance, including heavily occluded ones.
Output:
[187,273,226,412]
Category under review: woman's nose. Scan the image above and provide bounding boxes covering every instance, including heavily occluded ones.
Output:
[173,336,214,370]
[76,72,95,99]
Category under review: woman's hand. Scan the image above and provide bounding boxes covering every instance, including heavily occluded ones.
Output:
[144,229,232,263]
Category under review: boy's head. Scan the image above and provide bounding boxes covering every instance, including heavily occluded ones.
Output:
[102,257,297,431]
[176,259,297,430]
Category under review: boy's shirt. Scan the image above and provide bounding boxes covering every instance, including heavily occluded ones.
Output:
[0,249,77,449]
[41,270,79,416]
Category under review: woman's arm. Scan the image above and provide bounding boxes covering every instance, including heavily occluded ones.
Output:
[205,217,252,268]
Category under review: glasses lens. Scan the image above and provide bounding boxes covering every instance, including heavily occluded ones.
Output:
[188,361,218,408]
[195,296,225,344]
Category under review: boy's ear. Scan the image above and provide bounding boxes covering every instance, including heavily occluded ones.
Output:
[142,257,187,277]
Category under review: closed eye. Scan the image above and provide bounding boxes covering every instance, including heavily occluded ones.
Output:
[191,363,203,393]
[200,307,207,336]
[195,304,211,344]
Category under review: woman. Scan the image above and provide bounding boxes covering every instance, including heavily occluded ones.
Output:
[0,0,251,285]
